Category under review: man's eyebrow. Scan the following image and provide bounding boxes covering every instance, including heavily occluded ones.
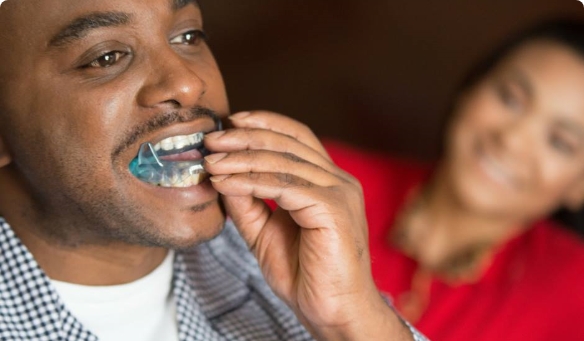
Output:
[172,0,199,11]
[49,12,132,48]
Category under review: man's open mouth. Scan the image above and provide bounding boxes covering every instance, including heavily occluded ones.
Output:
[129,131,211,188]
[129,111,223,188]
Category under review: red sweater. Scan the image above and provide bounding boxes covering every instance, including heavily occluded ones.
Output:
[325,140,584,341]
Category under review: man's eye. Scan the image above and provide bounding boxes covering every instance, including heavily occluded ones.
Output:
[87,51,127,68]
[170,30,207,45]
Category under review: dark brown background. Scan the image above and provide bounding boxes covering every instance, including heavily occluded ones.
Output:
[201,0,584,160]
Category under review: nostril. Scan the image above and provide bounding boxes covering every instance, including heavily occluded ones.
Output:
[164,99,181,108]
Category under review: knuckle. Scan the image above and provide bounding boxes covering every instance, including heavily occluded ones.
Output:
[275,173,296,187]
[286,121,313,141]
[329,183,363,206]
[242,149,260,159]
[296,121,312,135]
[281,152,306,164]
[283,133,299,145]
[240,127,258,139]
[246,172,262,181]
[342,172,363,192]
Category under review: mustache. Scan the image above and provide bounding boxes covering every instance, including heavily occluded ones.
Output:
[112,106,220,160]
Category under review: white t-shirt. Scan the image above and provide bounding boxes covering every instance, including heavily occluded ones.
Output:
[51,251,179,341]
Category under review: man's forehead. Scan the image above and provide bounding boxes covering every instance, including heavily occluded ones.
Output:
[0,0,196,9]
[0,0,200,46]
[0,0,198,26]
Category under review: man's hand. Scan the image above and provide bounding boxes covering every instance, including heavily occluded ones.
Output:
[204,111,413,341]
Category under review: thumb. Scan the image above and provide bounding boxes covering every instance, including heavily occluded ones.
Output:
[222,195,271,250]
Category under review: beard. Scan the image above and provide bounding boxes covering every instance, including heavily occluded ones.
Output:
[13,106,226,249]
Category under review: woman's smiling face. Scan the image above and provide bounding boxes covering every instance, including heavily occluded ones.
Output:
[443,40,584,222]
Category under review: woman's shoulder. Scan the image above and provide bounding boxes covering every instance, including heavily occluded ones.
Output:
[524,221,584,325]
[506,220,584,283]
[514,220,584,304]
[529,220,584,260]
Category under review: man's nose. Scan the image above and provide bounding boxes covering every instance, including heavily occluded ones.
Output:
[137,48,206,109]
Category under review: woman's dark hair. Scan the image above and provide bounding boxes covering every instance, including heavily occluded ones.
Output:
[457,18,584,93]
[444,18,584,237]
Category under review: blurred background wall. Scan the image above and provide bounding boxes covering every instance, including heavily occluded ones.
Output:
[201,0,584,160]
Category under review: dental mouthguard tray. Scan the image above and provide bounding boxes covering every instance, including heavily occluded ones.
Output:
[129,117,222,187]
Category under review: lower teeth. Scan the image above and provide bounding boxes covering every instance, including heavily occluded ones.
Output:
[159,172,209,188]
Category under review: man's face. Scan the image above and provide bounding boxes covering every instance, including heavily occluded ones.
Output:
[0,0,230,247]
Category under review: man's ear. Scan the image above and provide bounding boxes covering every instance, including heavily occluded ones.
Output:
[563,178,584,211]
[0,137,12,168]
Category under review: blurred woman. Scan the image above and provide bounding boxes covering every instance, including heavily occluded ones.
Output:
[326,19,584,341]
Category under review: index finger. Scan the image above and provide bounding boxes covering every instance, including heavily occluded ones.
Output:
[228,111,332,161]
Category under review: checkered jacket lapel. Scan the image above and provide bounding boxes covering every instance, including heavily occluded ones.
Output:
[0,220,97,341]
[173,222,313,341]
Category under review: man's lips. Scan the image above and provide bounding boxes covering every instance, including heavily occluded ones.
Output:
[121,108,224,189]
[129,128,216,188]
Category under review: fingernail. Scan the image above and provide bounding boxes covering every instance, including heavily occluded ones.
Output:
[229,111,251,120]
[205,153,228,164]
[205,130,226,139]
[210,174,231,183]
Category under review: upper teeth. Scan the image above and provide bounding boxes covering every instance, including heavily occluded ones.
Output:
[153,132,204,152]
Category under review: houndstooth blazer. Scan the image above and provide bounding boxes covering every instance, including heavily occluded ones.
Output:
[0,218,427,341]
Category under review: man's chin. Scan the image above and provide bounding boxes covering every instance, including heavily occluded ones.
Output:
[156,202,226,250]
[171,222,227,251]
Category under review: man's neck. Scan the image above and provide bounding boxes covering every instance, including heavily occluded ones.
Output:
[13,223,168,285]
